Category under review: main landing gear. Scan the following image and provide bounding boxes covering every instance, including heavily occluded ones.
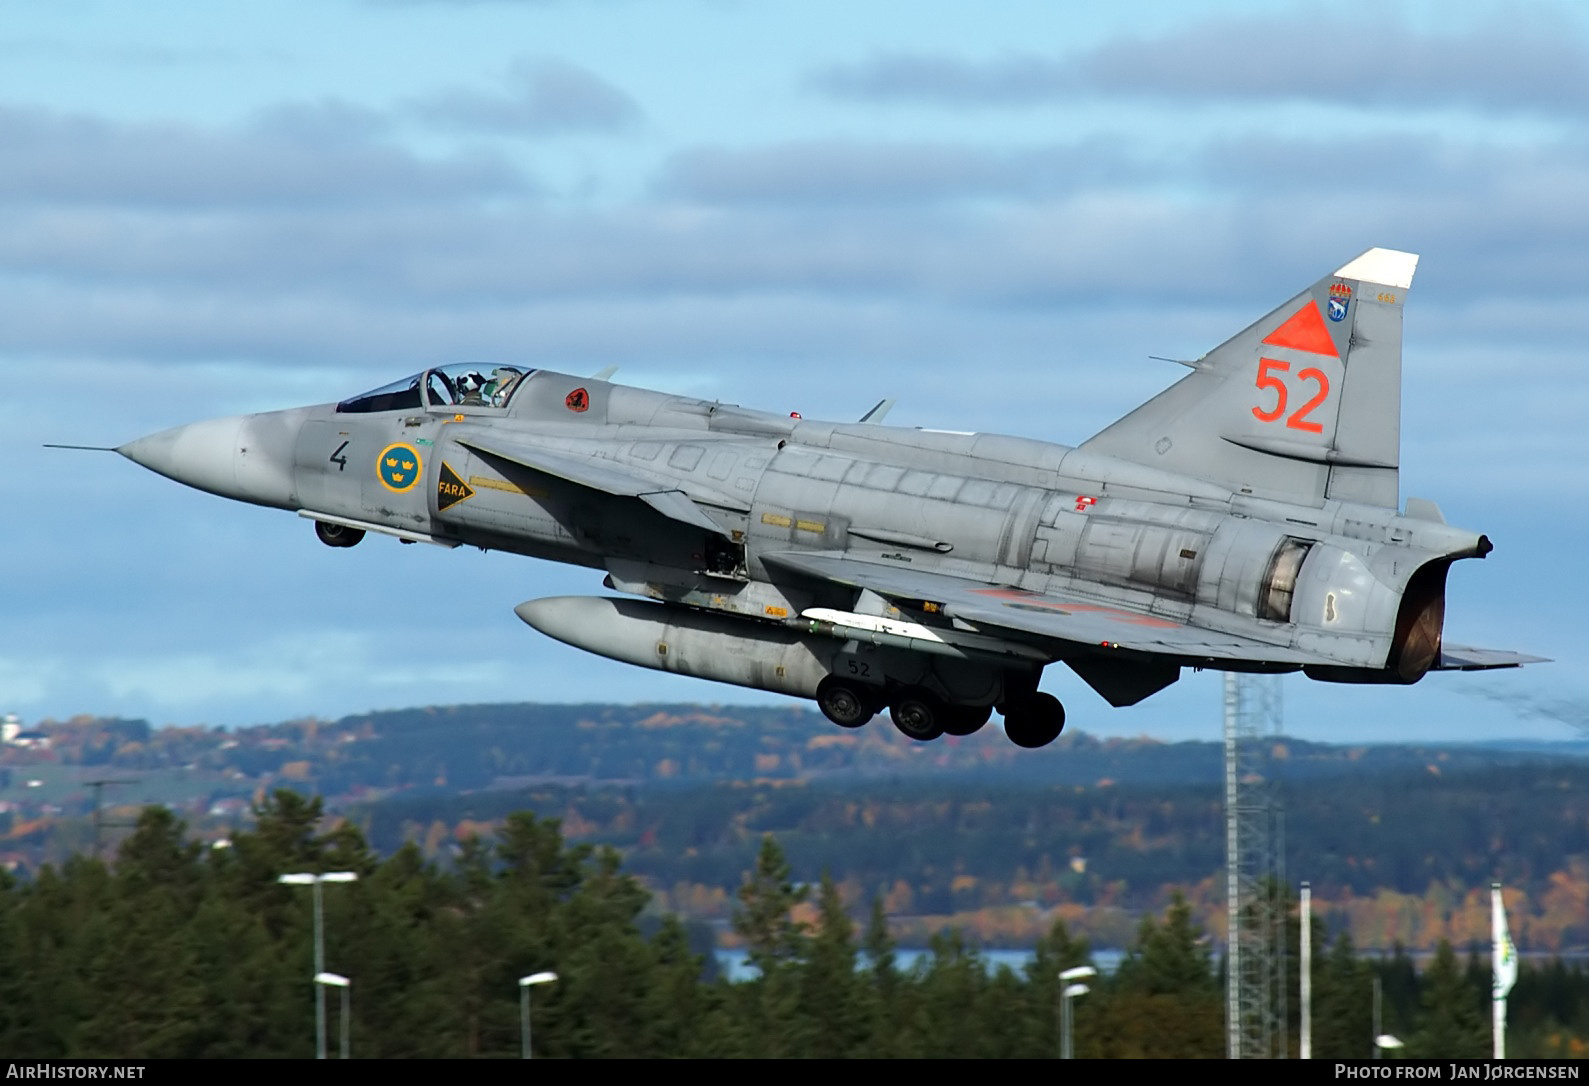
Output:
[814,677,1063,748]
[816,675,879,729]
[1000,692,1065,749]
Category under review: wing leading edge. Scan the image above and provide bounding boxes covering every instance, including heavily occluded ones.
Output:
[457,434,739,536]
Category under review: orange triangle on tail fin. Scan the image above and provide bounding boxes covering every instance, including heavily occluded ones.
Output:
[1262,302,1339,357]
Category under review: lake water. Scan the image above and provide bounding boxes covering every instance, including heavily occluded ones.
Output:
[715,947,1124,982]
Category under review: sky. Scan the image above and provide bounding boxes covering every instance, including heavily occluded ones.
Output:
[3,0,1584,745]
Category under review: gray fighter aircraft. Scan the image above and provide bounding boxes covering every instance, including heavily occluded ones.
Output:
[103,247,1540,747]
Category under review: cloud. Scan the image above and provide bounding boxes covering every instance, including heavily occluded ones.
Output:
[811,8,1589,116]
[0,102,528,209]
[810,51,1074,106]
[1078,10,1589,114]
[655,138,1151,205]
[1,93,1588,483]
[5,132,1589,377]
[0,37,291,68]
[408,59,642,135]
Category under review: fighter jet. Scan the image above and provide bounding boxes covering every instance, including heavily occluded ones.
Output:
[103,248,1540,748]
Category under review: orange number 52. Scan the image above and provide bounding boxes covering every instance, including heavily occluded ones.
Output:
[1251,358,1329,434]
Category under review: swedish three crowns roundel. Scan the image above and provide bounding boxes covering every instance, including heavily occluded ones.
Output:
[377,442,422,492]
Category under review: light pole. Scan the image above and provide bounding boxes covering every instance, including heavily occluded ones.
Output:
[281,871,359,1059]
[519,971,557,1059]
[1059,965,1096,1059]
[1301,881,1312,1060]
[1375,1034,1405,1059]
[315,972,351,1059]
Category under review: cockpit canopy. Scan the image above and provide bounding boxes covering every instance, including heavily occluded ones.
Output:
[336,364,533,414]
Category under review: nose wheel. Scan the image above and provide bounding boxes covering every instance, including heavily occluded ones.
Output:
[314,521,365,548]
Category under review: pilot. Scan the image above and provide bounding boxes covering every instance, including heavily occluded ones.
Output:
[458,371,488,406]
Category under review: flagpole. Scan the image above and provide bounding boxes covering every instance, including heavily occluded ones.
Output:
[1492,882,1517,1060]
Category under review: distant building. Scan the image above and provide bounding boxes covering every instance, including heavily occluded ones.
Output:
[7,730,50,751]
[1,714,19,744]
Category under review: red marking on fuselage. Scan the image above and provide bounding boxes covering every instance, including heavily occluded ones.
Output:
[968,588,1180,629]
[1262,301,1339,357]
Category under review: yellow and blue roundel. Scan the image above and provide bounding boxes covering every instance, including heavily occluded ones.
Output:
[376,442,422,492]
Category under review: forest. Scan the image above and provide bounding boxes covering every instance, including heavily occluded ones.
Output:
[1,791,1584,1059]
[5,704,1589,959]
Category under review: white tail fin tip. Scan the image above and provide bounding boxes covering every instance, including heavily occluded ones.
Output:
[1334,248,1419,290]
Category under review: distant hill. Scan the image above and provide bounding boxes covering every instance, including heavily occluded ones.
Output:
[4,702,1588,952]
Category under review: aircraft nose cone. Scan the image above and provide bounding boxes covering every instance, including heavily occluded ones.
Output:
[118,410,304,509]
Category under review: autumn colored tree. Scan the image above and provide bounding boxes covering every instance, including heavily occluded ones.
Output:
[1100,893,1222,1058]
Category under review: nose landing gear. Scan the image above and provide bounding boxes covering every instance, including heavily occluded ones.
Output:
[314,521,366,548]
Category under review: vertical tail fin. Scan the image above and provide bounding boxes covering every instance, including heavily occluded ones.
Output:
[1081,248,1418,509]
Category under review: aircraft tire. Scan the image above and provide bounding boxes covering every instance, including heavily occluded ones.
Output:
[315,521,366,548]
[1004,692,1065,749]
[889,688,946,742]
[941,703,992,737]
[816,676,874,729]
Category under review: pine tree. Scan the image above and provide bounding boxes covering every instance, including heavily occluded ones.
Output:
[1100,893,1222,1058]
[1409,939,1487,1058]
[862,895,906,1057]
[802,873,867,1057]
[1313,930,1374,1058]
[732,835,807,976]
[730,835,809,1055]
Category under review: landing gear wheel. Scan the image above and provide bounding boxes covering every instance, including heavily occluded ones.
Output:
[816,676,875,729]
[315,521,366,548]
[889,688,946,742]
[1003,692,1065,749]
[942,703,992,737]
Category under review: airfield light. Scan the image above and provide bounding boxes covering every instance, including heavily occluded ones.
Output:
[280,872,360,1059]
[1059,966,1096,1059]
[315,972,352,1059]
[519,971,558,1059]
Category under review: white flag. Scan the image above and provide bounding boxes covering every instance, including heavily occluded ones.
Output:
[1492,884,1517,1000]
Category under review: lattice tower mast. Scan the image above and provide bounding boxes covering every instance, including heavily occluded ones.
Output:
[1224,671,1288,1059]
